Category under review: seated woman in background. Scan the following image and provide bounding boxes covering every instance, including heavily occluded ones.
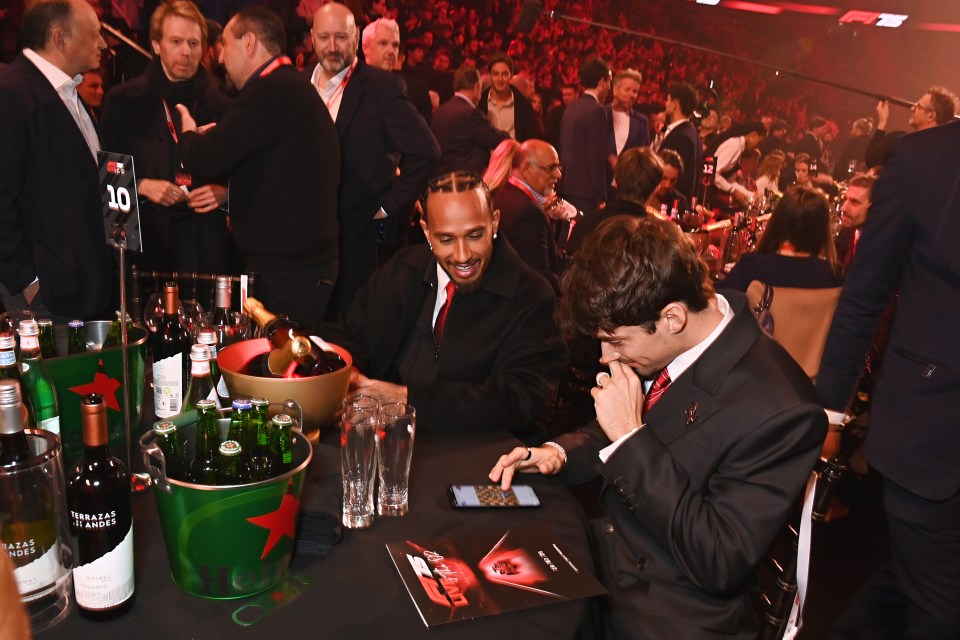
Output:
[755,149,786,198]
[791,153,814,189]
[722,184,842,291]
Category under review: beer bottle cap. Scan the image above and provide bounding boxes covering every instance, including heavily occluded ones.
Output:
[220,440,241,456]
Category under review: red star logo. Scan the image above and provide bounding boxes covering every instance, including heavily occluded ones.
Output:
[247,479,300,559]
[69,359,122,411]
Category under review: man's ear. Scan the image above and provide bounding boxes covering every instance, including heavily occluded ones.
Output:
[660,302,688,335]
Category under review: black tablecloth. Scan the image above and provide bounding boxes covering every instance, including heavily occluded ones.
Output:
[40,430,598,639]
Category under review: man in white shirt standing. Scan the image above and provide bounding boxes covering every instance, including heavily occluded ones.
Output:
[310,2,439,317]
[490,215,825,639]
[711,122,766,208]
[0,0,113,321]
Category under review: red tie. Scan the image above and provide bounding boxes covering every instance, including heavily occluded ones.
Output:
[434,281,457,343]
[643,368,671,413]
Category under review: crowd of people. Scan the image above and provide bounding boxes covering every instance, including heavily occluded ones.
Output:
[2,0,960,638]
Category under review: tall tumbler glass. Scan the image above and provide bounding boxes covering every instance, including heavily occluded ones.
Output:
[340,399,378,528]
[376,403,416,517]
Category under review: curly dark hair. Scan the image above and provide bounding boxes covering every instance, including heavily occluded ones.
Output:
[559,215,712,338]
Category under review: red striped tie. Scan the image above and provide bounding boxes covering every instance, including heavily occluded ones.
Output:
[433,281,457,343]
[643,368,671,413]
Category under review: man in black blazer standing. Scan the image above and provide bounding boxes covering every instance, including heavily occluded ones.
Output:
[0,0,113,320]
[656,82,702,202]
[431,65,509,176]
[492,216,825,639]
[178,6,339,328]
[311,2,439,317]
[817,121,960,639]
[605,68,650,200]
[559,57,611,217]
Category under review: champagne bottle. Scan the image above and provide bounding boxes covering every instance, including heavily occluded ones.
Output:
[248,398,272,480]
[66,393,135,620]
[189,400,220,485]
[67,320,86,355]
[37,319,56,359]
[216,440,250,485]
[181,344,215,413]
[0,380,62,607]
[239,336,313,378]
[197,329,229,407]
[242,297,346,376]
[16,320,61,435]
[270,413,294,474]
[151,282,192,419]
[0,333,35,427]
[153,422,188,481]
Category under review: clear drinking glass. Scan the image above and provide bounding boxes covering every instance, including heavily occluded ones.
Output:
[376,403,415,517]
[340,400,378,528]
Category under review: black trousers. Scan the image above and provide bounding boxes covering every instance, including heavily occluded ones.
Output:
[254,265,335,332]
[828,475,960,639]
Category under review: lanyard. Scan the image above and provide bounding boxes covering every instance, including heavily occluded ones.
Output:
[322,62,355,111]
[260,55,292,78]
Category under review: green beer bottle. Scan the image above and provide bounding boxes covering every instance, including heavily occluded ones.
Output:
[153,421,188,481]
[67,320,86,355]
[16,320,61,435]
[248,397,272,480]
[270,414,295,474]
[189,399,220,485]
[0,333,35,426]
[37,319,56,359]
[102,310,133,349]
[216,440,250,485]
[228,399,253,458]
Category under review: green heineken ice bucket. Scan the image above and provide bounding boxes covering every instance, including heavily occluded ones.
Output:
[139,411,313,599]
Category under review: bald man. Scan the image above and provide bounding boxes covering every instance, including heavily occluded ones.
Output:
[309,3,439,317]
[493,139,567,294]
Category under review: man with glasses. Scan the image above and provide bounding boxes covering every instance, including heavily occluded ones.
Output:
[866,86,958,168]
[494,139,567,295]
[321,172,567,443]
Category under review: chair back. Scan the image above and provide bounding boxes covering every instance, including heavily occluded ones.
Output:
[746,281,842,379]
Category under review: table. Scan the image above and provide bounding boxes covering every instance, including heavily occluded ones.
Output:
[40,430,598,639]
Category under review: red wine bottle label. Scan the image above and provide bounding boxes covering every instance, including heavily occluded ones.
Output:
[73,521,134,610]
[153,353,183,418]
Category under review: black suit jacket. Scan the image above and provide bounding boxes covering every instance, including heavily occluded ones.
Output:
[560,94,608,209]
[660,119,702,200]
[333,61,439,240]
[431,94,509,175]
[558,293,825,638]
[0,55,113,317]
[791,131,822,162]
[179,60,339,274]
[477,85,540,142]
[605,105,650,200]
[493,181,561,295]
[320,240,568,441]
[818,121,960,500]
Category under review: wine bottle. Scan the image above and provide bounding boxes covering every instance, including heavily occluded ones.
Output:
[151,282,192,419]
[67,320,86,355]
[189,400,220,485]
[197,328,229,407]
[16,320,61,435]
[66,393,135,620]
[37,319,56,359]
[0,380,63,607]
[0,333,35,427]
[242,297,346,376]
[153,421,188,481]
[181,344,215,413]
[212,276,232,329]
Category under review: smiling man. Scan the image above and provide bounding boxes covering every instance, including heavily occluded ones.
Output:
[490,214,825,639]
[101,0,233,273]
[321,171,567,443]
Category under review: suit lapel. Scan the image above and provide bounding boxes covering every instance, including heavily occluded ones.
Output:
[17,56,99,167]
[335,63,365,136]
[645,294,760,445]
